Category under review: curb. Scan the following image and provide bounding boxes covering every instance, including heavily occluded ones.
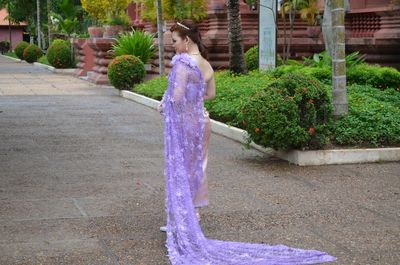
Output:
[118,89,400,166]
[119,89,275,155]
[33,62,76,75]
[33,62,55,71]
[0,54,22,62]
[275,148,400,166]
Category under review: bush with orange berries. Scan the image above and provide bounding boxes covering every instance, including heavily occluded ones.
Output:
[238,72,333,150]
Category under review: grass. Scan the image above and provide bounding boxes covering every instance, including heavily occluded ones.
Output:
[4,51,18,59]
[38,55,50,66]
[130,66,400,149]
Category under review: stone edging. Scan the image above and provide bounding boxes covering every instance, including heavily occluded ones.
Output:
[119,89,272,151]
[0,54,22,62]
[118,89,400,166]
[0,55,75,75]
[274,148,400,166]
[33,62,56,71]
[33,62,76,75]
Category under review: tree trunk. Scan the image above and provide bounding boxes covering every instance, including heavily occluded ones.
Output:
[36,0,41,49]
[156,0,164,76]
[227,0,246,74]
[8,2,12,50]
[331,0,348,116]
[286,4,295,63]
[282,9,287,63]
[47,0,51,47]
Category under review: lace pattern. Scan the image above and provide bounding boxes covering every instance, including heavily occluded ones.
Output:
[161,52,337,264]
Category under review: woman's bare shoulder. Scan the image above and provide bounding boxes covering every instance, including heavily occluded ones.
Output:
[204,59,214,73]
[201,59,214,82]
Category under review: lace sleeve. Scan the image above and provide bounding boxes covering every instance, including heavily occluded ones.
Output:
[171,61,189,113]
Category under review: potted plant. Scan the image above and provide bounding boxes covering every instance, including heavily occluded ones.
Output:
[110,28,157,71]
[81,0,107,38]
[299,0,321,38]
[88,24,104,38]
[103,12,131,38]
[100,0,131,38]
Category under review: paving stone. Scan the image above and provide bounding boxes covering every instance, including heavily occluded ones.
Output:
[0,55,399,264]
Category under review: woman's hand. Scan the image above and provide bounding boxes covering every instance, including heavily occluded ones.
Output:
[157,101,164,114]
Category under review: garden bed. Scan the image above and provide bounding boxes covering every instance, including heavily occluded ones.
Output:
[124,61,400,165]
[119,89,400,166]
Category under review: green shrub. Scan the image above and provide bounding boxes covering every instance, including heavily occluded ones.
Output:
[52,39,70,47]
[38,55,50,65]
[15,41,29,60]
[207,70,273,125]
[245,45,259,71]
[296,67,332,84]
[133,74,168,100]
[347,64,400,90]
[271,65,303,78]
[111,29,157,64]
[238,72,333,150]
[5,51,18,59]
[47,41,72,68]
[121,64,400,149]
[303,50,366,68]
[108,55,146,90]
[0,40,10,54]
[23,44,42,63]
[272,66,331,84]
[333,85,400,147]
[245,45,299,71]
[106,12,130,28]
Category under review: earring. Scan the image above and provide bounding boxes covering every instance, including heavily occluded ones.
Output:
[185,42,188,52]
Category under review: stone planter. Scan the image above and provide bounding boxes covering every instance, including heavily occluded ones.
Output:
[87,38,117,85]
[307,25,321,38]
[73,38,87,76]
[103,25,124,38]
[144,63,152,71]
[88,26,104,38]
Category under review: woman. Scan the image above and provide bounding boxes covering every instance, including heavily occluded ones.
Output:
[157,19,337,265]
[158,20,214,229]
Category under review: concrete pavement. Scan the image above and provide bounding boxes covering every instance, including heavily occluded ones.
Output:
[0,56,399,264]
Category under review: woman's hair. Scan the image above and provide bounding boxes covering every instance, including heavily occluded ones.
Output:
[170,19,208,60]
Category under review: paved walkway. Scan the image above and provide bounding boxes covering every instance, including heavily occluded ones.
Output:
[0,56,399,265]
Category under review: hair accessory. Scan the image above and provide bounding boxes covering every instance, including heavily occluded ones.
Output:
[177,21,190,30]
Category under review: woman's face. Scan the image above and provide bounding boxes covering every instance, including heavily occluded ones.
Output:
[172,31,188,54]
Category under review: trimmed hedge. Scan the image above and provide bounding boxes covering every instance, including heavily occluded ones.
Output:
[130,65,400,149]
[333,85,400,147]
[245,45,259,71]
[108,55,146,90]
[47,39,73,68]
[346,64,400,91]
[238,72,333,150]
[23,44,42,63]
[15,41,29,60]
[0,40,10,54]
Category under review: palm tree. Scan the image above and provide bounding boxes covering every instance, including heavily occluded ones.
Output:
[156,0,165,75]
[279,0,303,64]
[227,0,246,74]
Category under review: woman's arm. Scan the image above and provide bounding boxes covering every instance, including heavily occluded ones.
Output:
[204,74,216,101]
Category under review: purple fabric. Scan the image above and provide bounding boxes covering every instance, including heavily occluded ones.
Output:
[161,52,337,265]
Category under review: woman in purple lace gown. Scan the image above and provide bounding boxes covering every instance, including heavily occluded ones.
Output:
[158,19,337,265]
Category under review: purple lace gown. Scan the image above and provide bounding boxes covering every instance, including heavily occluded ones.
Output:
[161,52,337,265]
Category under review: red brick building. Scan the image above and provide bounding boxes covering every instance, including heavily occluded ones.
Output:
[128,0,400,71]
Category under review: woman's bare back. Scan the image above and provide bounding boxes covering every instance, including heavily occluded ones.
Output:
[188,54,216,100]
